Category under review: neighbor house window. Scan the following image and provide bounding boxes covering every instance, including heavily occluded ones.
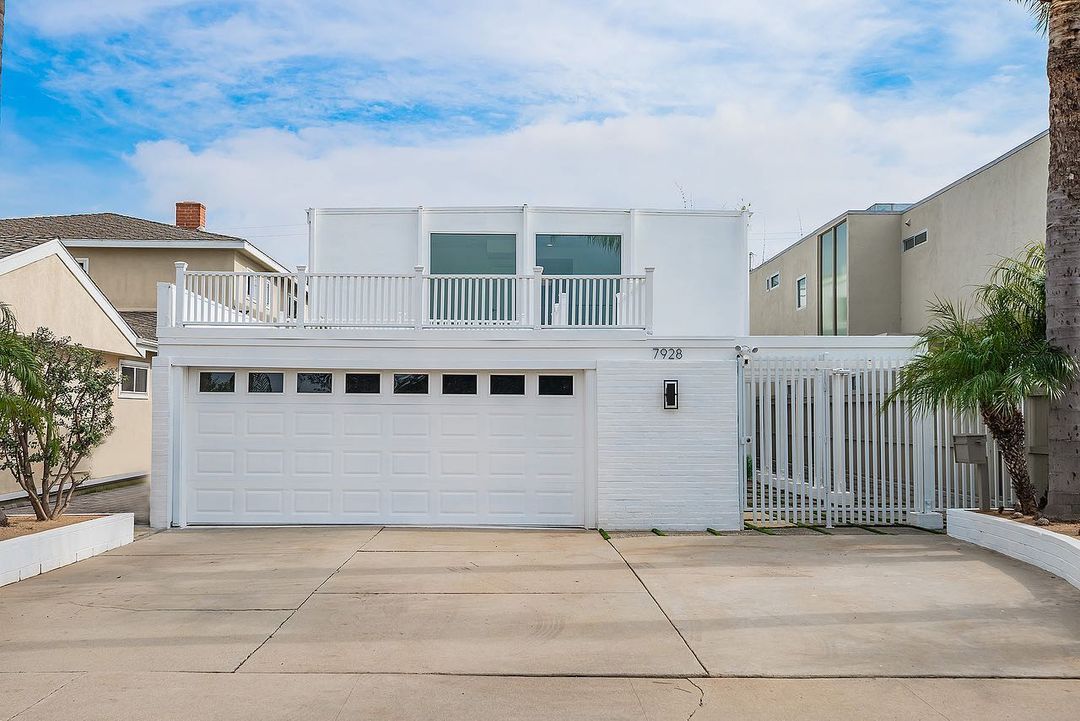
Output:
[819,221,848,336]
[199,372,235,393]
[75,257,90,273]
[766,272,780,291]
[297,372,333,393]
[902,230,928,252]
[796,276,807,310]
[538,375,574,396]
[394,374,429,394]
[119,361,148,397]
[248,372,283,393]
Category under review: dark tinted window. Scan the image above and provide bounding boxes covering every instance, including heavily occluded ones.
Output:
[490,374,525,395]
[442,374,477,395]
[538,375,574,396]
[297,372,333,393]
[345,373,380,394]
[394,374,429,394]
[199,372,235,393]
[248,372,283,393]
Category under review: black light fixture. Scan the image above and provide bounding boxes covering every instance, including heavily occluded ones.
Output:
[663,380,678,410]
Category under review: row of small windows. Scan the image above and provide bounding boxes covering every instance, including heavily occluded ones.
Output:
[902,230,928,252]
[199,371,574,396]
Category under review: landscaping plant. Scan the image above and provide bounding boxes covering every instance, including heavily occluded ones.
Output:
[0,328,116,521]
[886,244,1078,515]
[0,304,42,526]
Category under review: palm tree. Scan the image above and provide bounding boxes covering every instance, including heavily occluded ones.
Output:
[0,303,42,526]
[1014,1,1080,519]
[886,245,1078,515]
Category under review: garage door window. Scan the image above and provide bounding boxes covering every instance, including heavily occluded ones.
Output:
[538,375,574,396]
[297,373,333,393]
[345,373,380,394]
[490,374,525,395]
[394,374,429,394]
[248,372,283,393]
[442,374,477,395]
[199,372,235,393]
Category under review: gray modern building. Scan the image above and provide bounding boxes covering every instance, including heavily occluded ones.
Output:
[749,130,1049,336]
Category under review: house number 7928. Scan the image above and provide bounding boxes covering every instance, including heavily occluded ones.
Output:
[652,347,683,360]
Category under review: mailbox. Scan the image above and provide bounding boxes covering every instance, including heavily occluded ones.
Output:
[952,433,988,464]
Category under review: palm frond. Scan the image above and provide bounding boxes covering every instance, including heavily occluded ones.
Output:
[1014,0,1051,34]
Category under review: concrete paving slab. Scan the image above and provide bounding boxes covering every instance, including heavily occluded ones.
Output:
[0,602,289,672]
[613,534,1080,677]
[241,592,705,676]
[0,672,81,721]
[693,678,1080,721]
[9,672,358,721]
[321,549,643,594]
[364,527,605,552]
[107,526,381,556]
[1,551,346,610]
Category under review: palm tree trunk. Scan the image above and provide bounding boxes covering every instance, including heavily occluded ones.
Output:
[1045,0,1080,520]
[981,405,1039,514]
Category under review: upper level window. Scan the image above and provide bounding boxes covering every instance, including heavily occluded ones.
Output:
[902,230,928,252]
[796,276,807,310]
[430,233,516,274]
[819,220,848,336]
[119,361,148,397]
[74,257,90,274]
[535,235,621,275]
[765,273,780,291]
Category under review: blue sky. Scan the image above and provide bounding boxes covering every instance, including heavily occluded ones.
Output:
[0,1,1050,267]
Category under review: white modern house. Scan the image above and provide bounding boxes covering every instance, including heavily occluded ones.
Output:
[150,205,753,530]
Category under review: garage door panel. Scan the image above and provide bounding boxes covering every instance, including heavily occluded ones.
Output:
[185,370,585,526]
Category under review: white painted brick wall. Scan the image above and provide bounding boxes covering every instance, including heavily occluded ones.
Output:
[149,356,173,529]
[596,360,740,530]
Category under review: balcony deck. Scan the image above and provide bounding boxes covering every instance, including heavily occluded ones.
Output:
[168,264,654,333]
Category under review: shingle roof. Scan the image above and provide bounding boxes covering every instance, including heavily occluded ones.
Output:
[0,236,54,259]
[118,311,157,342]
[0,213,245,242]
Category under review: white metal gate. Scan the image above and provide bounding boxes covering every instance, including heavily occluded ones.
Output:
[739,351,1013,526]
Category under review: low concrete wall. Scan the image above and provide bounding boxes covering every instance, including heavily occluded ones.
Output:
[0,513,134,587]
[947,509,1080,591]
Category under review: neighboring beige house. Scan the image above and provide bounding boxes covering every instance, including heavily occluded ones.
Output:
[0,239,147,497]
[749,130,1049,336]
[0,203,288,499]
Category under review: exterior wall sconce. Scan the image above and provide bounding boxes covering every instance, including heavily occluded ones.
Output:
[663,380,678,410]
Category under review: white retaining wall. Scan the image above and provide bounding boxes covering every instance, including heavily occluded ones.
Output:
[947,509,1080,591]
[0,513,135,587]
[596,360,739,530]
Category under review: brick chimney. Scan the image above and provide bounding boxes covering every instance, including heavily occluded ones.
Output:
[175,201,206,230]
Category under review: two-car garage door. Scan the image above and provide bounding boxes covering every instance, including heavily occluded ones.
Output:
[182,369,586,526]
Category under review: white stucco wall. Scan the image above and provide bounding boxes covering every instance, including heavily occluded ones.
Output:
[595,360,740,531]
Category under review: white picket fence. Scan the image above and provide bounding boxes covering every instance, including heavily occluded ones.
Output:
[739,348,1014,526]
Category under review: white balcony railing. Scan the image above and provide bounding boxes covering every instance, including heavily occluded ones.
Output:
[171,263,654,332]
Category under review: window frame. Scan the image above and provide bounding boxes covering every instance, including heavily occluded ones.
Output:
[901,229,929,252]
[441,373,478,395]
[393,373,430,395]
[118,360,149,398]
[296,371,334,394]
[538,374,575,397]
[795,275,807,311]
[765,272,780,291]
[344,372,381,395]
[247,371,284,394]
[489,374,526,396]
[74,257,90,274]
[198,370,236,394]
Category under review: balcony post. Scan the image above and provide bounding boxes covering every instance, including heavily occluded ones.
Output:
[531,266,544,329]
[413,265,425,330]
[295,265,308,329]
[644,266,655,334]
[173,262,187,326]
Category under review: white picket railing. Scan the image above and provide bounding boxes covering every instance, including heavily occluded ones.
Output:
[740,351,1014,527]
[172,263,654,331]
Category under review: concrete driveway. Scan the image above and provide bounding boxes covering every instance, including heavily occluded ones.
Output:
[1,527,1079,720]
